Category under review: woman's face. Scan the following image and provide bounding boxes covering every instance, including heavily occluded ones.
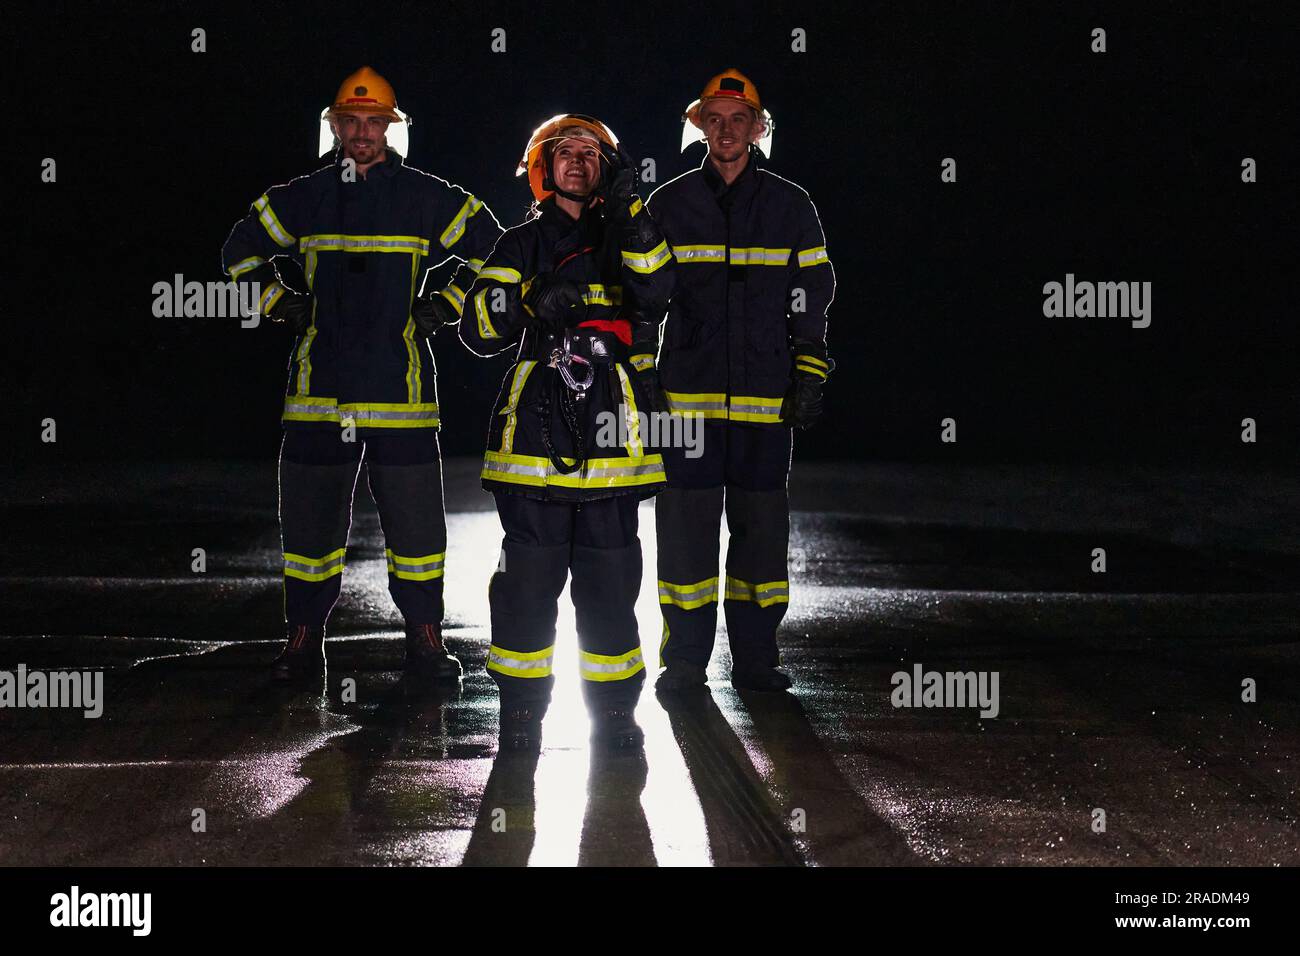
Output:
[550,136,602,197]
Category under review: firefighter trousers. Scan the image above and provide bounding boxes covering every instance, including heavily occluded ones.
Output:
[279,428,446,629]
[486,493,646,709]
[656,422,793,670]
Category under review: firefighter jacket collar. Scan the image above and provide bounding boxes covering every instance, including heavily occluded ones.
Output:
[699,148,761,207]
[332,145,404,178]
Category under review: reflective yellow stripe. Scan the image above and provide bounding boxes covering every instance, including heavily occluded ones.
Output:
[724,575,790,607]
[615,365,643,457]
[729,247,791,266]
[481,451,665,490]
[671,244,725,263]
[579,646,646,682]
[298,234,430,255]
[629,353,655,372]
[728,395,785,424]
[486,643,554,678]
[284,547,346,582]
[797,246,830,267]
[666,391,727,418]
[499,360,537,454]
[385,548,446,581]
[582,283,623,306]
[229,255,265,280]
[254,195,295,247]
[295,321,317,394]
[281,396,441,428]
[795,362,828,380]
[467,258,485,273]
[628,198,643,217]
[259,281,285,315]
[621,239,672,274]
[439,195,484,249]
[796,354,830,371]
[474,288,499,339]
[657,577,720,610]
[479,265,522,284]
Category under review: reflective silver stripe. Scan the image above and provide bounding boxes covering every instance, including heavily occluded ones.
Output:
[729,400,783,415]
[671,245,725,262]
[725,577,790,605]
[483,458,549,480]
[582,283,622,305]
[657,579,719,603]
[621,240,671,274]
[581,460,663,479]
[474,288,499,339]
[299,235,429,254]
[797,246,830,267]
[282,399,337,419]
[499,360,537,454]
[466,258,485,273]
[230,255,265,279]
[254,195,295,247]
[284,553,345,575]
[440,196,484,249]
[259,282,285,314]
[386,552,445,574]
[667,395,727,413]
[479,265,522,284]
[343,407,439,422]
[579,651,644,675]
[486,647,554,676]
[441,284,466,307]
[729,247,791,266]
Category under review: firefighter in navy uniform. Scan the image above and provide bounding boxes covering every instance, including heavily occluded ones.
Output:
[648,69,834,693]
[221,67,503,683]
[461,115,674,750]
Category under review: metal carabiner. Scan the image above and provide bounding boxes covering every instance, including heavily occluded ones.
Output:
[548,341,595,393]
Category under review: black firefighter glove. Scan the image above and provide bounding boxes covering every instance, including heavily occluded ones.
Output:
[410,289,460,339]
[597,141,639,218]
[781,341,832,430]
[523,273,585,335]
[636,365,667,415]
[268,291,314,335]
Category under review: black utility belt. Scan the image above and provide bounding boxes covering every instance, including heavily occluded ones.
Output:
[525,329,629,366]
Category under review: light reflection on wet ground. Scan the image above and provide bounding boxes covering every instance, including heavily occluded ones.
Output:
[0,460,1297,865]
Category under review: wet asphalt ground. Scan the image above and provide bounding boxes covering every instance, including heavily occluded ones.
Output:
[0,459,1297,866]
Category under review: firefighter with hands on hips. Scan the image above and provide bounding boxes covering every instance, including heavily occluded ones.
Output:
[460,114,674,751]
[648,69,835,694]
[221,67,503,684]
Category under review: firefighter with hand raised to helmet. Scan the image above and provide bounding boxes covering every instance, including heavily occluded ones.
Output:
[221,67,503,684]
[460,114,674,751]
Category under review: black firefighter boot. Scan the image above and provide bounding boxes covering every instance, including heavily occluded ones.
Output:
[590,702,645,751]
[404,623,463,681]
[271,624,326,683]
[498,698,548,753]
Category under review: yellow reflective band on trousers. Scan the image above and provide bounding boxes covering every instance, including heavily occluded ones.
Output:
[797,245,831,267]
[439,195,484,249]
[474,288,499,339]
[481,451,665,490]
[298,234,430,255]
[282,395,440,428]
[621,240,672,274]
[487,644,554,679]
[579,647,645,682]
[254,195,295,247]
[665,393,785,423]
[724,575,790,607]
[284,548,346,582]
[498,360,538,454]
[385,549,445,581]
[658,577,719,610]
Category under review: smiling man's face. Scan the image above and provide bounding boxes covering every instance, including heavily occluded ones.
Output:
[699,99,763,163]
[330,112,391,166]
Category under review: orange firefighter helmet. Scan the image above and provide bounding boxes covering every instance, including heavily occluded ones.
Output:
[516,113,621,203]
[681,68,774,157]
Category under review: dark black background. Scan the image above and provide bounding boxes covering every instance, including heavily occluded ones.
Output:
[9,0,1298,464]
